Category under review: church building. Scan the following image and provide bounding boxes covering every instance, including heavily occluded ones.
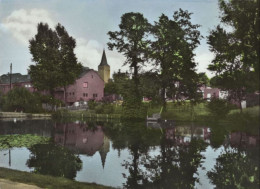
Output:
[98,50,110,83]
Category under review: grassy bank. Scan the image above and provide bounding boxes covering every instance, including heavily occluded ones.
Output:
[0,167,113,189]
[0,112,51,119]
[53,109,121,120]
[53,102,259,123]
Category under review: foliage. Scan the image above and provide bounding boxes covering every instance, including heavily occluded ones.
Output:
[107,12,150,80]
[88,99,97,110]
[139,72,161,102]
[27,143,82,179]
[206,97,233,117]
[207,149,259,189]
[207,0,259,109]
[209,124,227,149]
[104,71,130,96]
[103,104,114,114]
[29,22,82,97]
[37,93,65,107]
[94,104,104,114]
[104,79,117,95]
[0,87,43,113]
[149,9,202,107]
[198,72,210,86]
[0,134,50,149]
[121,80,146,119]
[52,109,69,119]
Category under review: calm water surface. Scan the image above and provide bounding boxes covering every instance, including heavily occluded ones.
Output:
[0,119,259,188]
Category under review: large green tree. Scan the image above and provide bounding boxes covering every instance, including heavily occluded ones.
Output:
[150,10,202,108]
[29,23,82,101]
[207,0,259,110]
[56,24,83,102]
[107,12,150,84]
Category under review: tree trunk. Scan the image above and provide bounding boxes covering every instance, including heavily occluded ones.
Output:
[161,87,166,112]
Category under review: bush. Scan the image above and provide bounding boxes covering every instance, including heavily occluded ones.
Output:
[1,87,43,113]
[103,104,114,114]
[94,104,103,114]
[88,99,96,110]
[206,97,233,117]
[52,109,69,119]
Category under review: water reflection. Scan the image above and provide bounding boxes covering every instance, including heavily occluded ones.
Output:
[0,119,259,188]
[27,143,82,179]
[54,122,110,168]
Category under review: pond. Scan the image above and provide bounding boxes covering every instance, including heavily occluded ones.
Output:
[0,119,259,188]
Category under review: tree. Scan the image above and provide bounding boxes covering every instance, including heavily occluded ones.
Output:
[29,23,82,102]
[149,10,202,109]
[197,72,210,86]
[139,72,160,101]
[29,23,60,96]
[55,24,83,102]
[207,0,259,111]
[107,12,151,85]
[1,87,43,113]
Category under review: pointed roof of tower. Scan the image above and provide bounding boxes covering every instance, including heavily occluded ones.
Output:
[99,49,109,66]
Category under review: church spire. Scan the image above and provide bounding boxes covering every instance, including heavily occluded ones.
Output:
[99,49,109,66]
[99,136,110,169]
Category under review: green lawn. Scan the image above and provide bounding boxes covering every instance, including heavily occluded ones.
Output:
[0,167,113,189]
[229,105,260,117]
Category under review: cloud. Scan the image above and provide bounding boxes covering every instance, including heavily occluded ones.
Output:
[1,8,125,75]
[2,9,56,45]
[75,38,125,74]
[195,51,215,77]
[75,38,103,69]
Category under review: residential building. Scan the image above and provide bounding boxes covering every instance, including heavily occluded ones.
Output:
[0,51,110,105]
[0,73,34,94]
[55,67,104,105]
[200,85,228,100]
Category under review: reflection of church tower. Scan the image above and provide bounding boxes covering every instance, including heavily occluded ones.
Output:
[98,50,110,83]
[99,136,110,168]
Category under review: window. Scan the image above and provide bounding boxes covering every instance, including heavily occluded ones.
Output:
[93,93,98,98]
[72,92,74,95]
[83,93,88,97]
[83,93,85,97]
[83,82,88,88]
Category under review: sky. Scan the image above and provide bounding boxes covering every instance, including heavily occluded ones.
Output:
[0,0,221,78]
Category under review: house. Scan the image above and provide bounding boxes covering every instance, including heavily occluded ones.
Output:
[0,73,34,94]
[54,50,110,105]
[200,85,228,100]
[55,67,105,105]
[0,50,111,105]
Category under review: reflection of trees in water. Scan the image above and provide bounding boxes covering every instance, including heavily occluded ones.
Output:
[210,124,228,149]
[207,148,259,189]
[105,121,208,188]
[27,143,82,179]
[135,137,207,189]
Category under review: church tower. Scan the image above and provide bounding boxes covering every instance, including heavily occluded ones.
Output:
[98,50,110,83]
[99,136,110,169]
